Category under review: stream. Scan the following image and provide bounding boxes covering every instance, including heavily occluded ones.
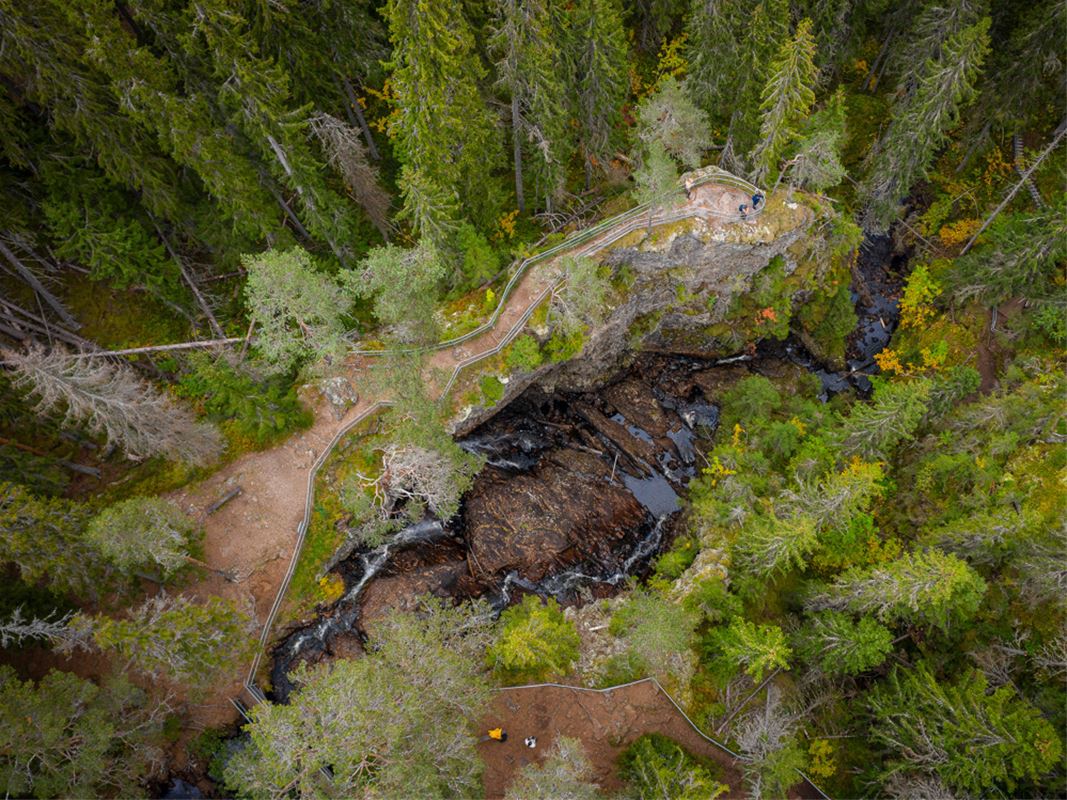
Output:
[265,233,904,703]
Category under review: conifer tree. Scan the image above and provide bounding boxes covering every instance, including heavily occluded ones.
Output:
[505,737,600,800]
[2,344,223,466]
[637,76,712,169]
[721,0,790,172]
[0,666,167,798]
[487,595,580,682]
[685,0,746,120]
[242,247,352,372]
[750,18,818,184]
[384,0,501,230]
[789,87,847,191]
[349,243,445,343]
[795,611,894,676]
[808,549,987,631]
[224,601,492,798]
[567,0,629,189]
[633,141,680,229]
[80,594,253,687]
[868,663,1062,795]
[709,618,792,682]
[0,482,104,598]
[861,17,990,232]
[490,0,571,212]
[837,378,932,460]
[86,497,199,579]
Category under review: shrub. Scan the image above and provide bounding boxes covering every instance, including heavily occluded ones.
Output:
[504,335,544,372]
[479,374,505,406]
[177,355,311,449]
[618,733,728,800]
[486,595,580,682]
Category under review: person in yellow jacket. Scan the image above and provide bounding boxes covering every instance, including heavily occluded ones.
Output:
[485,727,508,743]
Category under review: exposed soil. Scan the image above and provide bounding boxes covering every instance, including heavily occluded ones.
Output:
[478,681,821,799]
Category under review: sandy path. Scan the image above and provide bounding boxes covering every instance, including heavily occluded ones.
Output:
[167,181,758,732]
[478,681,824,799]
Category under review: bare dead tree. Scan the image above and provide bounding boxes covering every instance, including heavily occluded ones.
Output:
[1,342,223,465]
[0,607,92,652]
[359,443,465,519]
[309,112,391,238]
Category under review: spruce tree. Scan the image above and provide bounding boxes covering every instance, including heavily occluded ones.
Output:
[861,17,990,232]
[868,664,1062,795]
[0,482,104,598]
[750,18,818,184]
[808,549,987,632]
[490,0,571,213]
[348,243,445,343]
[566,0,629,189]
[384,0,501,230]
[636,76,712,169]
[789,87,848,191]
[685,0,746,121]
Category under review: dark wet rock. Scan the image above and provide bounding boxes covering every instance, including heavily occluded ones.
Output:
[464,455,646,582]
[574,402,659,473]
[603,379,672,438]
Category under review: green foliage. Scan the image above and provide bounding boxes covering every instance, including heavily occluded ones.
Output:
[751,18,818,183]
[838,378,932,460]
[504,335,544,372]
[224,600,492,799]
[0,666,165,799]
[868,663,1062,795]
[176,355,312,448]
[653,536,698,581]
[795,611,894,676]
[607,590,698,687]
[479,374,506,406]
[0,481,107,598]
[243,247,352,373]
[505,737,600,800]
[706,618,792,682]
[453,223,500,289]
[810,548,987,632]
[790,87,848,191]
[862,17,991,231]
[386,0,501,230]
[84,595,252,686]
[618,733,728,800]
[633,140,680,210]
[487,595,580,682]
[86,496,198,578]
[636,76,711,169]
[720,375,782,432]
[349,242,446,343]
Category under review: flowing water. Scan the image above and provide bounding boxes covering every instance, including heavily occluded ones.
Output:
[266,233,904,702]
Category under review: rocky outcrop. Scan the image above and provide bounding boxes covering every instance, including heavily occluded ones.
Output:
[453,195,820,436]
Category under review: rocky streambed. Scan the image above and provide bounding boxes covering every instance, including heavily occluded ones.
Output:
[267,232,905,701]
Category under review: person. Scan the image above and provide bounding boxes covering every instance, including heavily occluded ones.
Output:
[738,203,748,219]
[486,728,508,743]
[524,736,537,749]
[752,192,764,208]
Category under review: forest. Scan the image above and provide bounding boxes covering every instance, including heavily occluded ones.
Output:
[0,0,1064,797]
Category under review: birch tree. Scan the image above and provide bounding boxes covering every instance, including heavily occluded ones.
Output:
[2,344,223,465]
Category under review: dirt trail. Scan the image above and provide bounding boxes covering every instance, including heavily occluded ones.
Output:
[165,181,755,732]
[478,681,822,799]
